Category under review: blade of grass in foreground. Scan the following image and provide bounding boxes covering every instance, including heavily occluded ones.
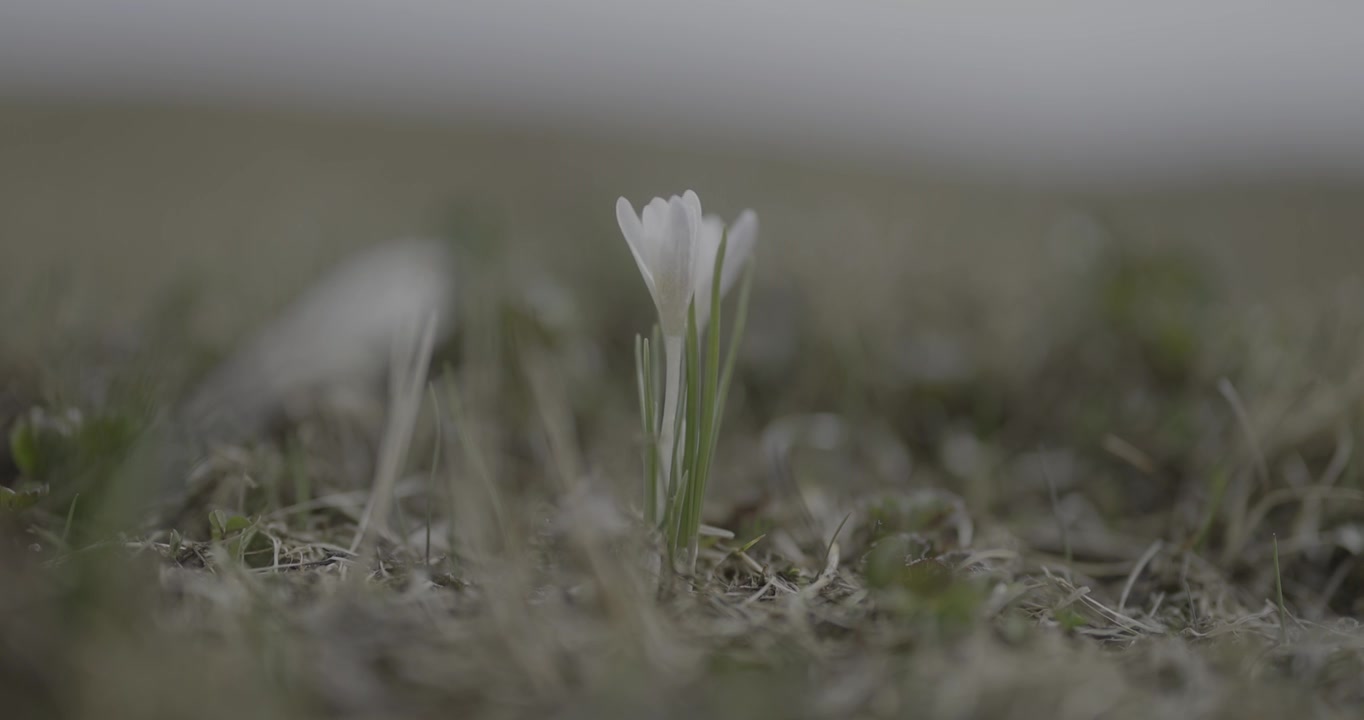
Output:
[635,335,659,526]
[675,303,702,559]
[709,260,754,452]
[350,313,438,555]
[687,232,728,570]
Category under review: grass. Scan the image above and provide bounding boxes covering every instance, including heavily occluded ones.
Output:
[5,225,1364,719]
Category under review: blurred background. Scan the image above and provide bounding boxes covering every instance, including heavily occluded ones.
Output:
[5,1,1364,345]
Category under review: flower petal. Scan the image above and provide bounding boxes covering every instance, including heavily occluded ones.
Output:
[653,196,696,335]
[681,190,703,236]
[719,209,758,296]
[616,196,644,248]
[693,215,726,325]
[642,198,673,264]
[617,196,659,307]
[642,197,669,236]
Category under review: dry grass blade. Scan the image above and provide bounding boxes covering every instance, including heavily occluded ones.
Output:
[1118,540,1163,613]
[350,312,439,554]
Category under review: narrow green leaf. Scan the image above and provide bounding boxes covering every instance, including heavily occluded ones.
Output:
[738,533,766,554]
[824,510,854,569]
[678,303,702,554]
[635,334,657,525]
[665,469,689,567]
[690,231,729,550]
[684,303,702,479]
[710,259,756,452]
[62,493,80,544]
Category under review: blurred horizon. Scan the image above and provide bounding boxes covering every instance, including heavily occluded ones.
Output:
[5,2,1364,188]
[5,100,1364,359]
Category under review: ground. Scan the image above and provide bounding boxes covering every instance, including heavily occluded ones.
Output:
[5,216,1364,720]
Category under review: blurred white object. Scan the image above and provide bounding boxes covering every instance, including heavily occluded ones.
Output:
[3,2,1364,186]
[182,239,453,445]
[694,209,758,331]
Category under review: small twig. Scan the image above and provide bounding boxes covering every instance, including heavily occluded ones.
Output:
[252,556,348,574]
[959,548,1019,570]
[1053,584,1091,612]
[740,580,776,608]
[1119,540,1163,613]
[1103,434,1156,474]
[802,541,841,600]
[735,549,766,576]
[698,524,736,539]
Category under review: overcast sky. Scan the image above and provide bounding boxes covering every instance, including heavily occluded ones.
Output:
[4,1,1364,187]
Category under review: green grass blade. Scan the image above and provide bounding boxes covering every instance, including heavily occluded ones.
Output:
[709,258,755,452]
[634,334,658,525]
[689,232,729,553]
[62,492,80,547]
[679,303,702,555]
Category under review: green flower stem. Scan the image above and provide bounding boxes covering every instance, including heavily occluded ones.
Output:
[658,333,684,525]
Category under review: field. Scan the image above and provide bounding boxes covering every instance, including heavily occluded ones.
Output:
[5,107,1364,719]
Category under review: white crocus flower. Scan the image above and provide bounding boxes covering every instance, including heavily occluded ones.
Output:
[616,190,706,515]
[616,191,703,338]
[694,210,758,329]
